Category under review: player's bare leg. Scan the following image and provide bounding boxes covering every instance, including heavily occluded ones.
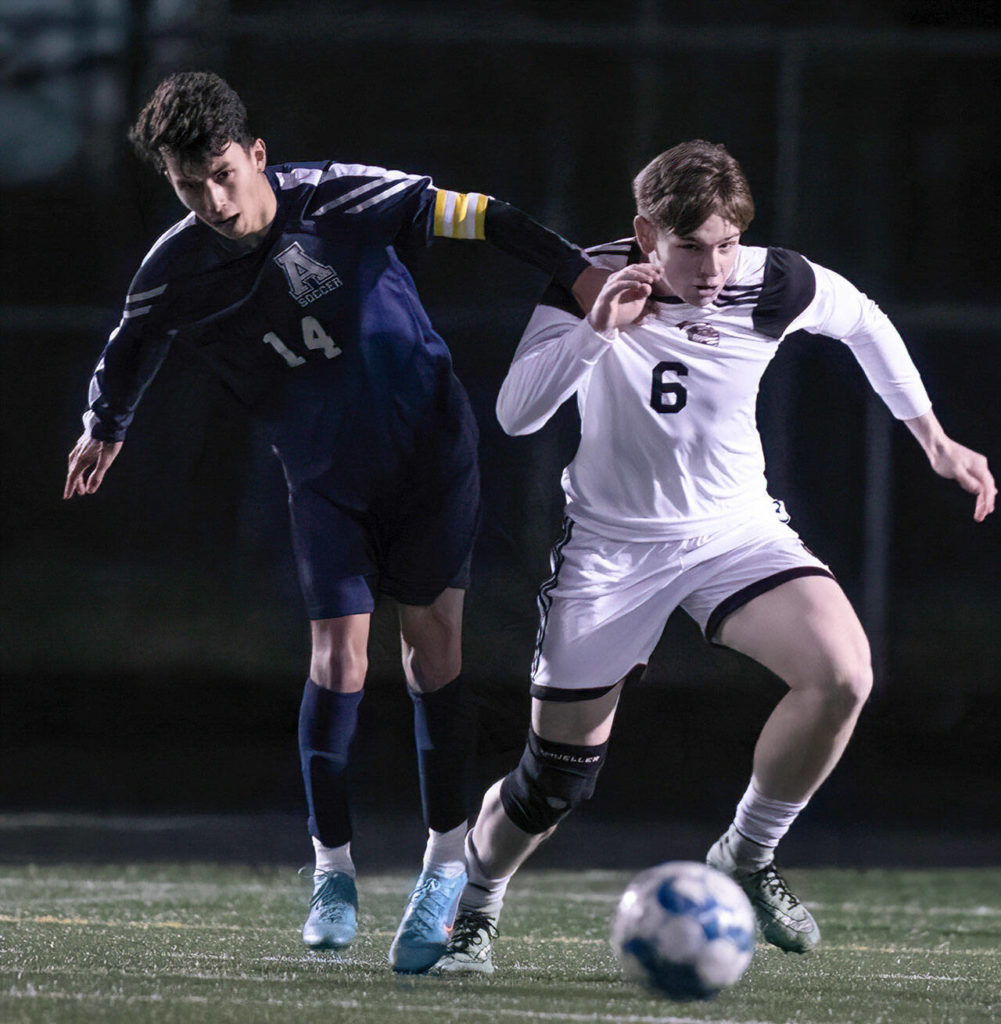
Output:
[719,575,872,803]
[390,588,473,972]
[399,586,465,694]
[300,614,371,948]
[708,574,872,952]
[437,682,623,973]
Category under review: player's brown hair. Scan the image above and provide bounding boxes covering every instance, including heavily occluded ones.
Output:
[633,141,755,236]
[129,71,255,173]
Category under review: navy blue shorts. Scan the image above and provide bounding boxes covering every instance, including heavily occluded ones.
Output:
[288,454,480,620]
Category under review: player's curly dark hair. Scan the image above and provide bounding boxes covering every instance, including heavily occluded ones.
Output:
[633,140,755,236]
[129,71,255,173]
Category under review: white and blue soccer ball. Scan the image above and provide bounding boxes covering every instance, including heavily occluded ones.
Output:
[610,860,756,1001]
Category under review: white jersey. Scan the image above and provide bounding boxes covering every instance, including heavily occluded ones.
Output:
[497,239,932,542]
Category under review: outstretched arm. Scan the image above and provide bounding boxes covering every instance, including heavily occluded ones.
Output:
[903,411,996,522]
[64,435,124,499]
[64,288,173,499]
[496,264,659,435]
[797,261,995,522]
[410,186,595,299]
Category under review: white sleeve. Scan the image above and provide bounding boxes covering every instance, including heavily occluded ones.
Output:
[796,260,932,421]
[496,306,616,435]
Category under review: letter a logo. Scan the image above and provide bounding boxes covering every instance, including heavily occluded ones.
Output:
[274,242,342,307]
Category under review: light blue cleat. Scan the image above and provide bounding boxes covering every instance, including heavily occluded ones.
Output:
[302,870,358,949]
[388,868,467,973]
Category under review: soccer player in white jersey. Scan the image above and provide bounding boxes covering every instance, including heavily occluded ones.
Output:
[435,140,996,973]
[62,71,592,973]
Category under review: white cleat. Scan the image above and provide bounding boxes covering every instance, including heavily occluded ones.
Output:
[707,828,820,953]
[434,908,499,974]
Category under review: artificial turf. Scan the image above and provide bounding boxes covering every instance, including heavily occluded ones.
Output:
[2,864,999,1023]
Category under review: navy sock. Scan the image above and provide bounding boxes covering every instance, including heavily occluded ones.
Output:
[410,676,472,833]
[298,679,363,848]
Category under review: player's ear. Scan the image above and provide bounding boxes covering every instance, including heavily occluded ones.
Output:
[250,138,267,170]
[634,215,657,255]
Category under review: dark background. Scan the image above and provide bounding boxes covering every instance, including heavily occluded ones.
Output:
[2,1,999,868]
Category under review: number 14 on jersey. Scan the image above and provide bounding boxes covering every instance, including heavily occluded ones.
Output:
[264,316,342,367]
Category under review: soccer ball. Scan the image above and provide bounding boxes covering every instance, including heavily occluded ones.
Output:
[610,860,755,1000]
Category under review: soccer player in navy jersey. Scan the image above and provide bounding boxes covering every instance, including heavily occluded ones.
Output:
[434,140,996,974]
[62,70,596,974]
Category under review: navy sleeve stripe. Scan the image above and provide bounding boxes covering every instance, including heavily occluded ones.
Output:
[583,238,642,270]
[752,248,817,339]
[715,285,763,310]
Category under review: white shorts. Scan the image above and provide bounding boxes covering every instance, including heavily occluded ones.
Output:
[531,509,833,692]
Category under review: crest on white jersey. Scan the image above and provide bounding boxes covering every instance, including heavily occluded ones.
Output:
[677,320,720,346]
[274,242,343,307]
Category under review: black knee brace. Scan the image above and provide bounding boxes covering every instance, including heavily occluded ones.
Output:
[499,728,608,835]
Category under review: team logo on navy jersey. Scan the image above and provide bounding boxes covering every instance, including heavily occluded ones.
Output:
[677,320,720,346]
[274,242,343,307]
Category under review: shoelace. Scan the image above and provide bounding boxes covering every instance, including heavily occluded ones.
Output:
[753,863,800,905]
[310,873,353,920]
[449,910,498,953]
[406,877,453,928]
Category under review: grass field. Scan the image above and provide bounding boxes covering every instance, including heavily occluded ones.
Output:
[2,864,999,1024]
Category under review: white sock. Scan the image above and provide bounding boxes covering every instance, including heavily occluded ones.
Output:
[312,836,355,879]
[423,821,468,877]
[458,830,513,916]
[731,777,808,869]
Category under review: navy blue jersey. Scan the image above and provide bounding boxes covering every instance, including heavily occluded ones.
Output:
[83,161,587,497]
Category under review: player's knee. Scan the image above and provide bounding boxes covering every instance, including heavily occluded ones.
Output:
[310,644,368,692]
[839,657,873,707]
[499,728,608,835]
[405,645,461,691]
[402,622,462,690]
[818,654,873,717]
[400,602,463,690]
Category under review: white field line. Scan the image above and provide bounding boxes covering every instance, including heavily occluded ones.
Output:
[509,889,1001,915]
[0,913,291,933]
[5,879,999,917]
[2,986,780,1024]
[6,869,998,907]
[0,882,613,902]
[808,901,1001,917]
[823,943,999,957]
[875,973,968,982]
[507,892,1001,914]
[0,879,298,896]
[4,959,614,984]
[4,913,1001,958]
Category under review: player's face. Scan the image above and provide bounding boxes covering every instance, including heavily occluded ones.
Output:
[634,213,741,307]
[163,139,276,245]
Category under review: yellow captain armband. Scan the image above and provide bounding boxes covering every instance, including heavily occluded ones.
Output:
[433,189,489,240]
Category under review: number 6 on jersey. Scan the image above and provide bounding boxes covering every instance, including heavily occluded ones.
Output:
[650,360,688,413]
